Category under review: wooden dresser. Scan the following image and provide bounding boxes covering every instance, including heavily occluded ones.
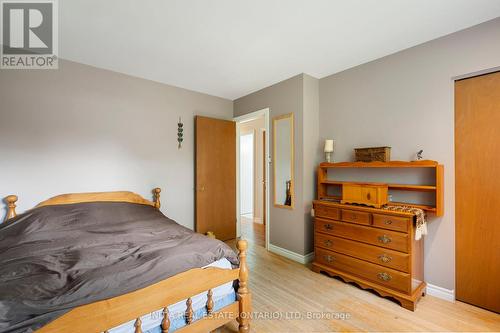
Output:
[312,200,425,310]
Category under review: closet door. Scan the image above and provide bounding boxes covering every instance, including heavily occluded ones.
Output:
[195,116,236,241]
[455,71,500,313]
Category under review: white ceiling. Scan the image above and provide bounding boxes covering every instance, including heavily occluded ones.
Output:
[60,0,500,100]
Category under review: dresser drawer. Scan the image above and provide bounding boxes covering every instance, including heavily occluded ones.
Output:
[373,214,410,233]
[341,209,371,225]
[315,233,410,272]
[315,247,411,293]
[316,218,409,253]
[314,204,340,220]
[314,218,338,235]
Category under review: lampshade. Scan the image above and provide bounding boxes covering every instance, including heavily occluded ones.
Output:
[324,139,334,153]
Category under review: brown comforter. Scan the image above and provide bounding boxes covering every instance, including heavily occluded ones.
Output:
[0,202,238,333]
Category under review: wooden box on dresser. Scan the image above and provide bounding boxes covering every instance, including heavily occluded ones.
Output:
[312,200,425,311]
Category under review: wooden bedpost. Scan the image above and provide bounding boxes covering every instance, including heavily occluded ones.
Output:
[4,195,18,222]
[237,239,251,333]
[161,307,170,333]
[134,317,142,333]
[153,188,161,209]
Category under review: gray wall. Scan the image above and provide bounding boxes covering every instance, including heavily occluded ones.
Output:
[319,18,500,290]
[302,74,320,253]
[234,74,319,255]
[234,74,306,254]
[0,59,233,228]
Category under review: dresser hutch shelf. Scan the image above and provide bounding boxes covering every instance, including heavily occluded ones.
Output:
[317,160,444,216]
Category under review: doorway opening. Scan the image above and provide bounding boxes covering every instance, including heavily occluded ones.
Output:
[235,108,270,249]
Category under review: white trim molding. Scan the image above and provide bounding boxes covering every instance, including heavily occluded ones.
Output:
[234,108,270,249]
[304,252,315,264]
[426,283,455,302]
[268,244,314,264]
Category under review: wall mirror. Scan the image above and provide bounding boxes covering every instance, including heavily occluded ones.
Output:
[273,113,294,209]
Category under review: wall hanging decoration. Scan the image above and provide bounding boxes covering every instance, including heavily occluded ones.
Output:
[177,117,183,149]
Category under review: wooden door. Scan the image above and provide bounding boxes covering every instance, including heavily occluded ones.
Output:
[195,116,236,241]
[455,71,500,313]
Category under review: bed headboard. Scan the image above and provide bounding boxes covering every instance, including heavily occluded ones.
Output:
[2,188,161,223]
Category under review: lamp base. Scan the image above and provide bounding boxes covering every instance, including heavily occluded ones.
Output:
[325,152,333,163]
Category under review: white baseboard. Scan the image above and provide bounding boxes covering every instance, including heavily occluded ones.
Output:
[268,244,314,264]
[304,252,315,263]
[426,283,455,302]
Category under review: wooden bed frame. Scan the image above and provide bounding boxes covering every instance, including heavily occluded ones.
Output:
[2,189,251,333]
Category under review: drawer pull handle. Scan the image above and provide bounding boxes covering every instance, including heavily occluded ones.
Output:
[385,220,393,225]
[324,240,333,247]
[367,193,371,200]
[377,272,392,281]
[351,214,357,220]
[378,235,392,244]
[378,254,392,263]
[323,255,334,263]
[324,224,333,230]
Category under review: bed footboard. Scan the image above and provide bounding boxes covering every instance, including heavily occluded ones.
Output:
[36,239,250,333]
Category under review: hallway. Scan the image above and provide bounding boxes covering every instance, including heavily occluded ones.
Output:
[241,214,265,248]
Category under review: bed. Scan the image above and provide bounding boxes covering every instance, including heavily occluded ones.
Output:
[0,188,251,333]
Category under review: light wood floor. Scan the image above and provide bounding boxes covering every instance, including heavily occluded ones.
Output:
[218,240,500,332]
[241,215,266,248]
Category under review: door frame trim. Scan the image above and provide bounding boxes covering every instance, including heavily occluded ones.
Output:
[234,108,270,249]
[452,66,500,81]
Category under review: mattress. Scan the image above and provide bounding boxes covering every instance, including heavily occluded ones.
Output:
[108,258,236,333]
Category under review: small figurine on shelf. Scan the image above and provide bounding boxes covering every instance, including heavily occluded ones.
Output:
[416,150,424,160]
